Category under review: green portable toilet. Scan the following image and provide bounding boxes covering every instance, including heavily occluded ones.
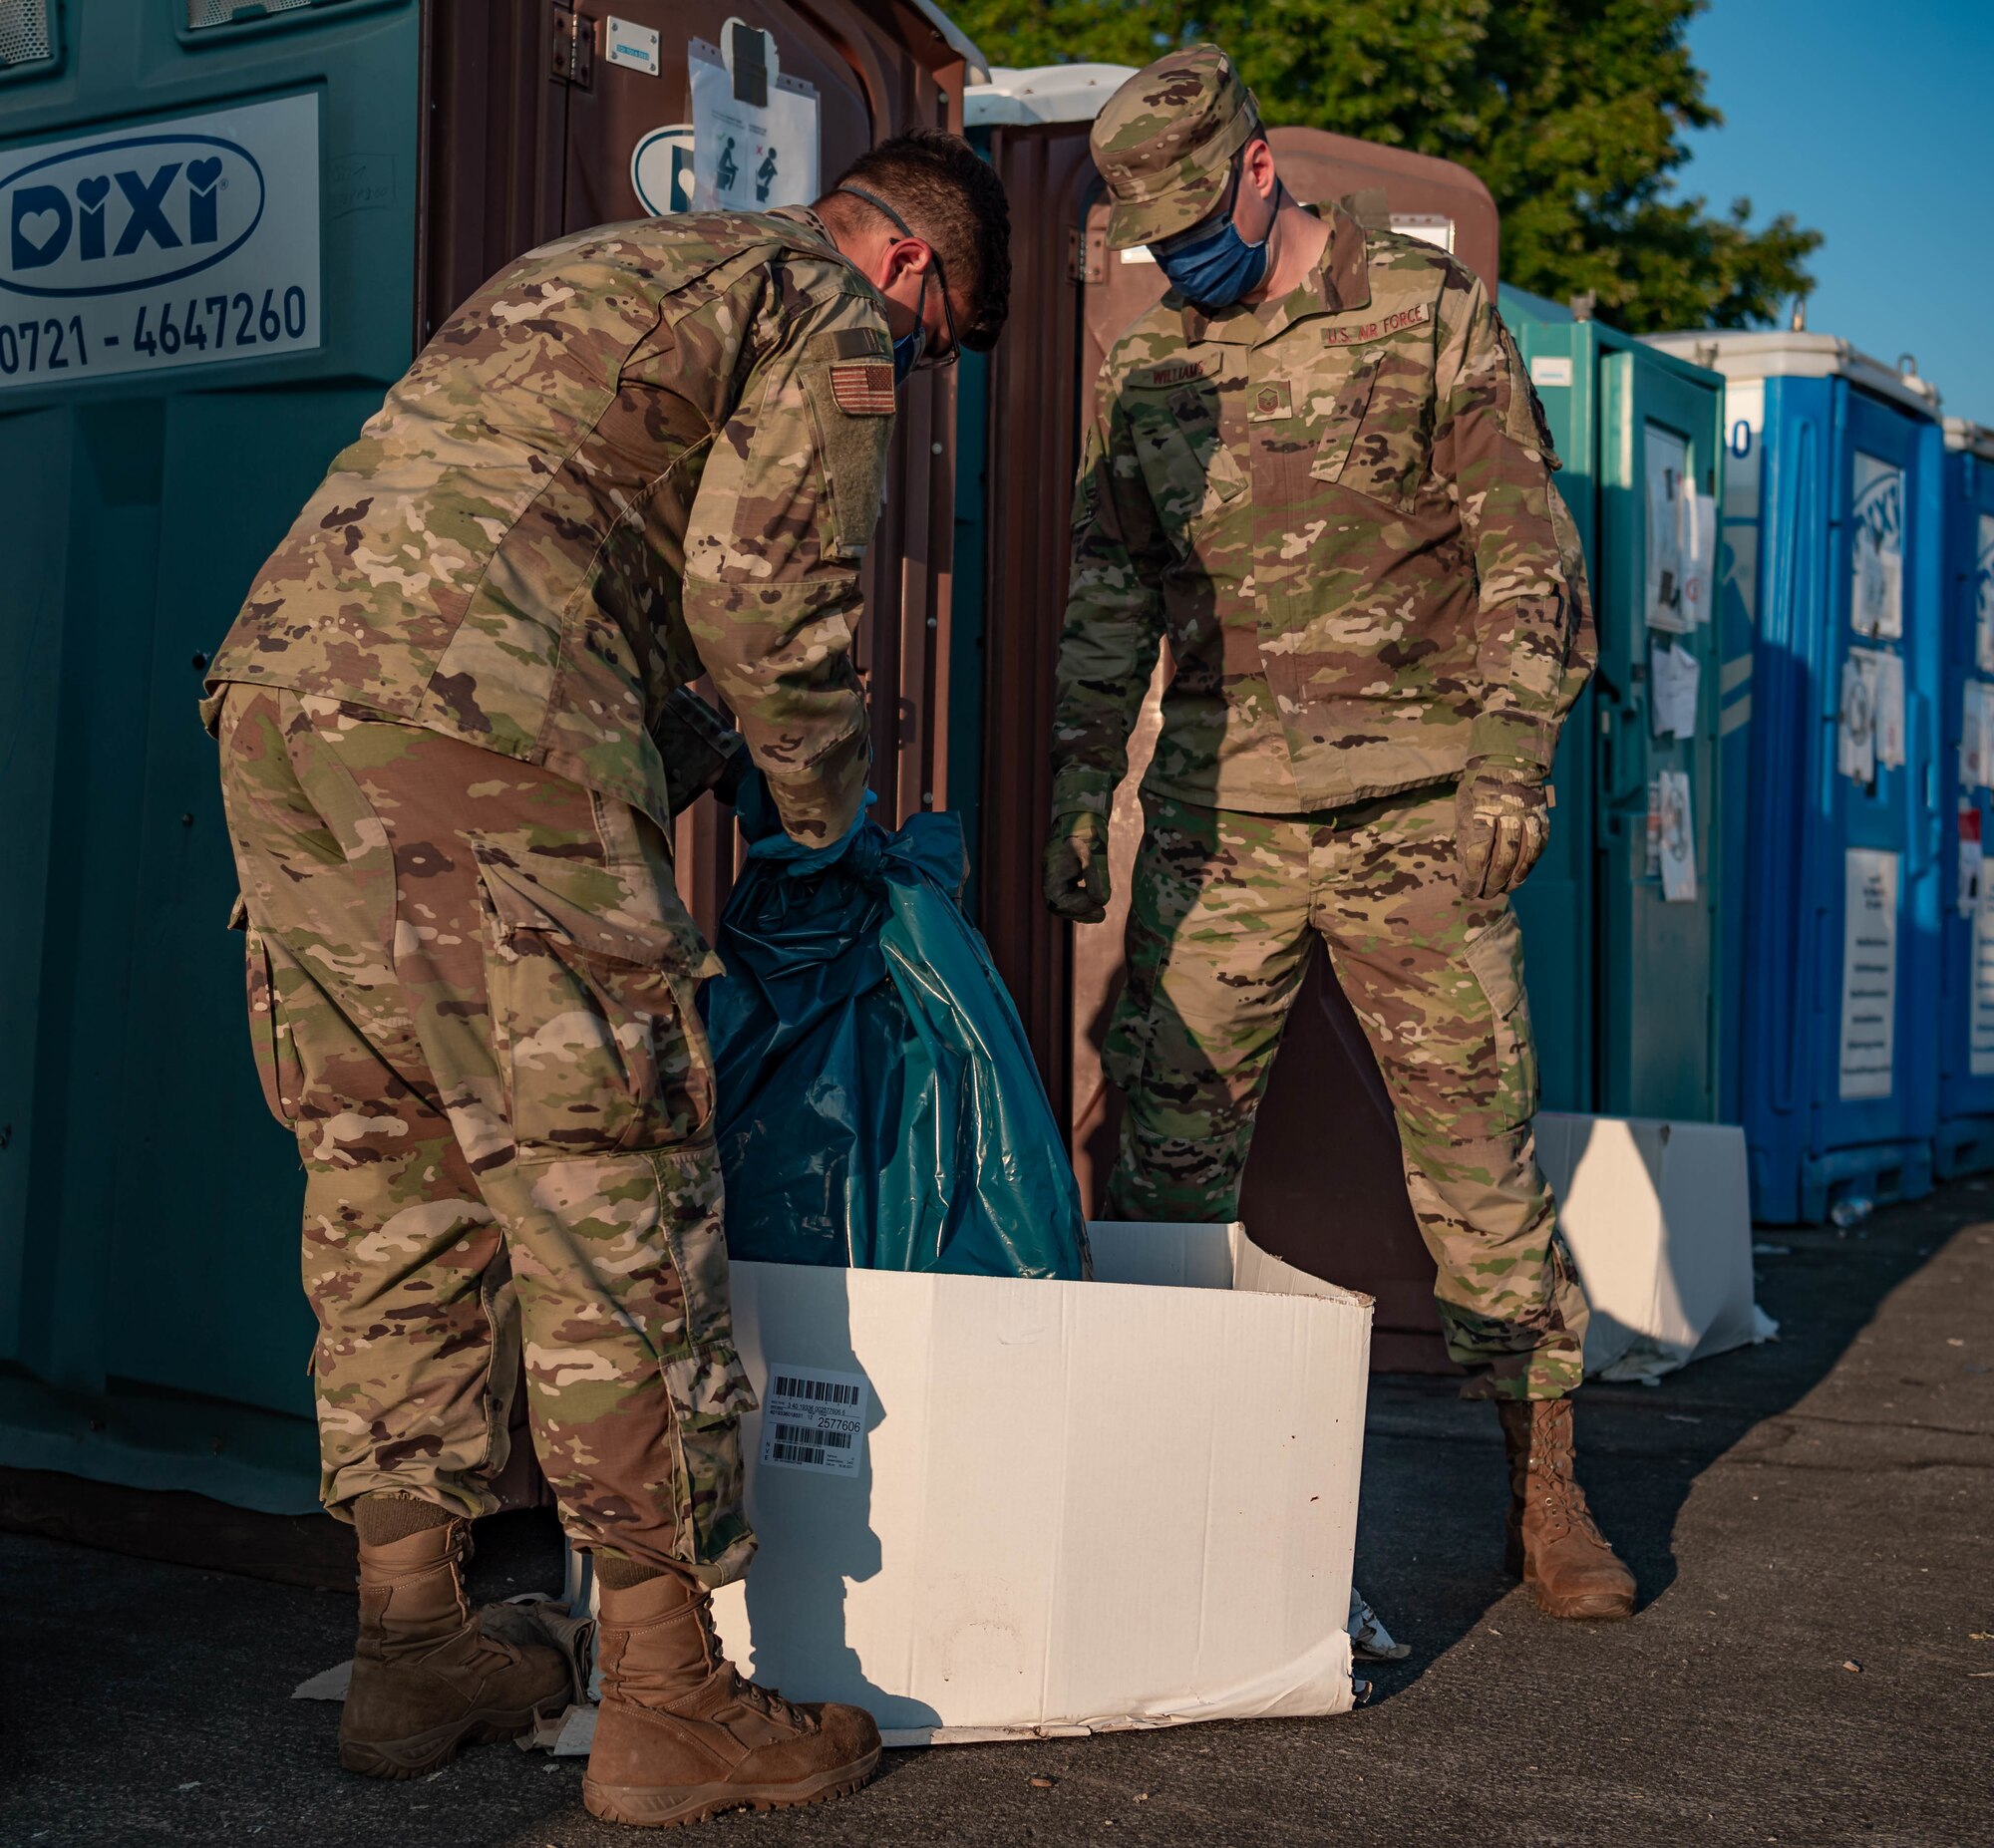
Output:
[1500,290,1729,1121]
[0,0,421,1510]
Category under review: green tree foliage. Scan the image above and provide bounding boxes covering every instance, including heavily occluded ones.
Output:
[951,0,1819,331]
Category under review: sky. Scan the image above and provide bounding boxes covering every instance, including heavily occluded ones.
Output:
[1680,0,1994,426]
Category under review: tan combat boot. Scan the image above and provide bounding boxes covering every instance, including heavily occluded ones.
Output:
[582,1569,881,1827]
[1497,1397,1637,1621]
[339,1500,573,1778]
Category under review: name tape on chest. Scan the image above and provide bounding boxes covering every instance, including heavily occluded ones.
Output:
[828,361,896,416]
[1132,356,1219,390]
[1322,301,1434,348]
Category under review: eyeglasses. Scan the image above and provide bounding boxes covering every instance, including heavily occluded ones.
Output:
[834,182,960,372]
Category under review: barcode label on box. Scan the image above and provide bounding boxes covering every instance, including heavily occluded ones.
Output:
[760,1365,870,1477]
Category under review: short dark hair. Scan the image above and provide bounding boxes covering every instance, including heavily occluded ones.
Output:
[824,129,1010,352]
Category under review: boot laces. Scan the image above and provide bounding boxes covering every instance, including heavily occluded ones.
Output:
[727,1669,815,1732]
[1529,1430,1600,1544]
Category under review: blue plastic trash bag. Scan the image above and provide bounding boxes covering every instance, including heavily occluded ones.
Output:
[702,780,1088,1280]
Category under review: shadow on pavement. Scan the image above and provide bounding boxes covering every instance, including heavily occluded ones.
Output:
[1351,1176,1991,1704]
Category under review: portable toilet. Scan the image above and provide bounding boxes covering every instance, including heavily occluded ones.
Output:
[0,0,980,1511]
[1499,291,1729,1123]
[1648,331,1944,1224]
[1936,416,1994,1177]
[0,0,424,1511]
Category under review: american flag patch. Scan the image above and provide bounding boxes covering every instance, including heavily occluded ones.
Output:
[829,361,896,415]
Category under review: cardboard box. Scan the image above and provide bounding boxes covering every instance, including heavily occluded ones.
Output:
[701,1221,1373,1745]
[1537,1113,1774,1382]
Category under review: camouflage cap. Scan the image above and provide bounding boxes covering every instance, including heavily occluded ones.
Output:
[1090,44,1262,251]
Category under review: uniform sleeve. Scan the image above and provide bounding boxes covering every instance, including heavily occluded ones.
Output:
[1049,380,1169,819]
[680,279,889,843]
[1429,271,1594,774]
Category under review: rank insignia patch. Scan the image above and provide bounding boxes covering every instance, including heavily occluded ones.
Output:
[1247,380,1294,421]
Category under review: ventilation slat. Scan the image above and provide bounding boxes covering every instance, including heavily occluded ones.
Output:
[187,0,313,29]
[0,0,53,69]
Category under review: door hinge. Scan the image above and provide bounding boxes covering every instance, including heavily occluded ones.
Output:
[551,7,595,88]
[1068,225,1106,285]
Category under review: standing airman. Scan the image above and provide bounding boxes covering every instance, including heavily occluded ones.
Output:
[1047,49,1634,1621]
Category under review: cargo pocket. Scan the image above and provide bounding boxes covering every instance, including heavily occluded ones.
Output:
[1461,908,1539,1130]
[1100,828,1169,1096]
[476,857,716,1159]
[231,895,301,1128]
[662,1340,758,1580]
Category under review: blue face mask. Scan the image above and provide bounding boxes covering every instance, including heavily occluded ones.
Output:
[1153,165,1269,312]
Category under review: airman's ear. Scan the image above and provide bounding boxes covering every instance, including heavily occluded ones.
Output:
[1241,137,1278,197]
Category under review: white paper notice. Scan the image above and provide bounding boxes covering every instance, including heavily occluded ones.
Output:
[1657,769,1697,902]
[1850,452,1905,640]
[1839,651,1878,783]
[1972,874,1994,1078]
[689,31,820,213]
[1872,650,1906,770]
[1838,848,1898,1100]
[1961,807,1985,919]
[1965,683,1989,789]
[1977,512,1994,676]
[759,1365,869,1477]
[1684,491,1718,628]
[1645,425,1693,633]
[1649,639,1702,739]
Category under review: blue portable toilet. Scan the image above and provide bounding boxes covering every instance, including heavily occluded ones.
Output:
[1648,331,1944,1224]
[1935,416,1994,1176]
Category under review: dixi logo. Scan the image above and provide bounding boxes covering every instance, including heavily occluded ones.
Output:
[0,132,265,298]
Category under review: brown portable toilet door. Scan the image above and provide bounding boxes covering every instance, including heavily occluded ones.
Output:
[551,5,962,941]
[1069,126,1498,1370]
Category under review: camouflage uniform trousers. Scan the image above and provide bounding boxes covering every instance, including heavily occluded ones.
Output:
[1102,786,1589,1400]
[214,687,755,1585]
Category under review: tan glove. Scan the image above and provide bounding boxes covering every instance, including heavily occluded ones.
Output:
[1043,811,1112,923]
[1454,763,1551,899]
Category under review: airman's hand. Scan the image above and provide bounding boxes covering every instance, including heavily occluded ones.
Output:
[1454,764,1551,898]
[1043,811,1112,922]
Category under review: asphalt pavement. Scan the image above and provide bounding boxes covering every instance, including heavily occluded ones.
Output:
[4,1182,1990,1847]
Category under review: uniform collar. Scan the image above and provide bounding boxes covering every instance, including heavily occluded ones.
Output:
[773,203,835,248]
[1175,199,1372,347]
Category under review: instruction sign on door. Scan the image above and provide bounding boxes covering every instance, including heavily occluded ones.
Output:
[1850,452,1905,640]
[0,92,321,391]
[689,24,820,213]
[1971,876,1994,1078]
[1977,512,1994,675]
[1838,848,1898,1100]
[1645,425,1693,633]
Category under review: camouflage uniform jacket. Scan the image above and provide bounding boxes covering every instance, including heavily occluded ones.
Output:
[206,209,892,843]
[1052,200,1595,820]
